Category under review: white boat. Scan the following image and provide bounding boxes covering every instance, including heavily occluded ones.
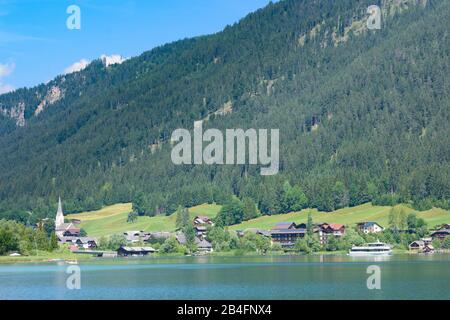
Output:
[348,241,392,256]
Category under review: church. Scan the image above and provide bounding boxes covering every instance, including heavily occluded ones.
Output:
[55,197,81,237]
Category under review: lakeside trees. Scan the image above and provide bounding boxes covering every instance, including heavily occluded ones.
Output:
[0,220,58,255]
[206,227,277,254]
[159,237,186,254]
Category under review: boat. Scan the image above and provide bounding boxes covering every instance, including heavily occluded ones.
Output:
[348,241,392,256]
[64,260,78,265]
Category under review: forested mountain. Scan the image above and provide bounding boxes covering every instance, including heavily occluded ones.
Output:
[0,0,448,222]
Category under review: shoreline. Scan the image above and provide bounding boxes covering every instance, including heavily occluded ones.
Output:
[0,248,437,265]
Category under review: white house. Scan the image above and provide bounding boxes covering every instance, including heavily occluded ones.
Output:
[356,222,384,234]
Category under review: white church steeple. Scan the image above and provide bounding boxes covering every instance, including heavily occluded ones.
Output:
[55,197,64,228]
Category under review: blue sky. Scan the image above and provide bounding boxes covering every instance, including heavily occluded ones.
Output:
[0,0,273,92]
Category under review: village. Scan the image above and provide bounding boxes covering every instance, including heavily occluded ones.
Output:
[52,198,450,258]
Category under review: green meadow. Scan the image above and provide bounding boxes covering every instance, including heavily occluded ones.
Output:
[229,203,450,231]
[66,203,221,237]
[67,202,450,237]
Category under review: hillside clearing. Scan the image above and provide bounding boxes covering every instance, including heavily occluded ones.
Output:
[229,203,450,231]
[66,203,132,221]
[66,202,450,238]
[66,203,221,237]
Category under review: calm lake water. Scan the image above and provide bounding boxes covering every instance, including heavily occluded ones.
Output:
[0,254,449,300]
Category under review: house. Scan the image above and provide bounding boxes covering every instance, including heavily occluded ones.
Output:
[195,238,213,252]
[124,231,139,242]
[194,215,214,226]
[63,227,81,237]
[58,236,97,249]
[194,225,208,238]
[270,222,306,247]
[409,240,425,251]
[55,223,80,237]
[117,246,157,257]
[192,215,212,239]
[269,221,347,247]
[329,224,345,234]
[75,237,98,249]
[271,229,306,247]
[321,224,345,236]
[356,222,384,234]
[430,229,450,240]
[409,240,435,253]
[123,231,151,243]
[317,224,346,244]
[175,233,213,252]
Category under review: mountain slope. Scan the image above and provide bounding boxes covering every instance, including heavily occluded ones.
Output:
[0,0,448,221]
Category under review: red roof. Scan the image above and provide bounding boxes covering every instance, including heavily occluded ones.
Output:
[328,224,345,231]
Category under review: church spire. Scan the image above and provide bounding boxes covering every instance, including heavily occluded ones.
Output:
[55,196,64,228]
[57,196,63,214]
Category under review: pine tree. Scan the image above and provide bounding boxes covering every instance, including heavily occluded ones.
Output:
[48,232,58,252]
[307,211,314,237]
[176,206,190,230]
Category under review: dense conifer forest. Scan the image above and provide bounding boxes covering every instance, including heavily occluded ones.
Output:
[0,0,448,223]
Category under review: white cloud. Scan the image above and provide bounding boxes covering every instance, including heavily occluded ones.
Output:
[0,62,15,77]
[63,55,126,76]
[64,59,91,74]
[0,63,15,94]
[100,54,127,67]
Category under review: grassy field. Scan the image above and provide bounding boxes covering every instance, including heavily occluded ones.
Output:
[230,203,450,231]
[66,203,221,237]
[67,202,450,237]
[67,203,132,221]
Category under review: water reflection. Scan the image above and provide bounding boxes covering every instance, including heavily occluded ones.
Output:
[0,254,449,300]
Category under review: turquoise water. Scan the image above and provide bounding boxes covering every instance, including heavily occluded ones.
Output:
[0,254,449,300]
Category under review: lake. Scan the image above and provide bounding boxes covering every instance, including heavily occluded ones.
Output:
[0,254,449,300]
